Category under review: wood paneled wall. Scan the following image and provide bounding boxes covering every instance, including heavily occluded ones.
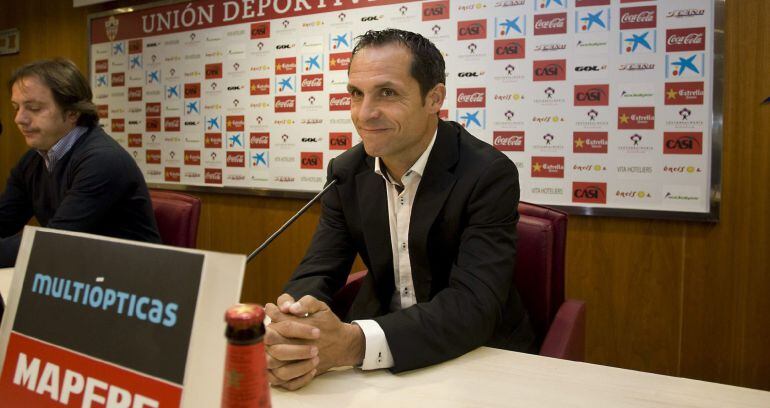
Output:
[1,0,767,391]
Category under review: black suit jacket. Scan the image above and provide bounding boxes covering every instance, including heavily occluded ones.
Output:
[285,120,535,372]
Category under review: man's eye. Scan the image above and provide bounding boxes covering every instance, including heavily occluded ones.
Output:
[382,89,395,97]
[350,90,362,97]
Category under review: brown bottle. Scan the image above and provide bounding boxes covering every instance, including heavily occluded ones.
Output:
[221,304,271,408]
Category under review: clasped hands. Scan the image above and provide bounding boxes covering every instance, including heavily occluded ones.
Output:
[264,294,365,390]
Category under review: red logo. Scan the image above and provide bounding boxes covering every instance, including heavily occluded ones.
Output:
[275,57,297,75]
[574,84,609,106]
[329,53,351,71]
[128,39,142,54]
[666,27,706,52]
[301,152,323,169]
[164,167,181,182]
[534,13,567,36]
[665,82,704,105]
[531,156,564,178]
[574,132,608,153]
[111,72,125,87]
[184,83,201,98]
[439,109,449,120]
[145,102,161,117]
[146,117,160,132]
[250,78,270,95]
[205,168,222,184]
[493,131,525,152]
[251,22,270,39]
[494,39,526,60]
[128,87,143,102]
[422,0,449,21]
[146,149,161,164]
[618,107,655,129]
[456,88,486,108]
[573,182,607,204]
[226,151,246,167]
[576,0,610,5]
[620,6,657,29]
[128,133,142,148]
[329,132,352,150]
[204,133,222,148]
[97,105,109,119]
[458,19,487,40]
[533,59,566,81]
[111,118,124,133]
[250,132,270,149]
[664,132,703,154]
[184,150,201,165]
[226,115,245,132]
[95,60,108,73]
[164,117,180,132]
[275,96,296,112]
[205,63,223,79]
[329,93,351,111]
[621,0,651,3]
[301,74,324,92]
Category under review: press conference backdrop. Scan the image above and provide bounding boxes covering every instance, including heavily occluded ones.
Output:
[88,0,722,220]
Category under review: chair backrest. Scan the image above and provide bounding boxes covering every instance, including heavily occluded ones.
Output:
[149,190,201,248]
[514,202,568,342]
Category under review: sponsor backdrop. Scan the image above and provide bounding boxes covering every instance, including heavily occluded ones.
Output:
[89,0,717,218]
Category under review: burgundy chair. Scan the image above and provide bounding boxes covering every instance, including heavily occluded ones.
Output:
[332,202,586,361]
[149,190,201,249]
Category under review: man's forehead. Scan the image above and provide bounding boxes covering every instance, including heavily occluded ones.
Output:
[11,76,50,101]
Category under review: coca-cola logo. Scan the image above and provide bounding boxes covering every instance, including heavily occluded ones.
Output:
[275,96,296,112]
[164,167,181,182]
[111,72,125,87]
[533,59,566,81]
[534,13,567,35]
[204,133,222,148]
[128,87,142,101]
[226,151,246,167]
[250,132,270,149]
[572,182,607,204]
[301,74,324,92]
[493,131,524,152]
[205,168,222,184]
[301,152,323,169]
[456,88,486,108]
[145,102,161,117]
[620,6,657,29]
[205,63,222,79]
[184,150,201,165]
[422,0,449,21]
[329,132,352,150]
[95,59,109,73]
[164,117,180,132]
[111,118,124,133]
[494,39,525,60]
[275,57,297,74]
[146,149,161,164]
[329,93,351,111]
[128,133,142,148]
[329,52,352,71]
[666,27,705,52]
[458,19,487,40]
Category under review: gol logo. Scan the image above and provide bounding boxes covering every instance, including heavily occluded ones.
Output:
[572,182,607,204]
[329,132,352,150]
[422,0,449,21]
[457,20,486,40]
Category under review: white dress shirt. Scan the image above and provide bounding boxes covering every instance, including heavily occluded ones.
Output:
[353,131,437,370]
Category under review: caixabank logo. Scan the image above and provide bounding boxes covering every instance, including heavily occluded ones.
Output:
[572,182,607,204]
[663,132,703,155]
[575,8,610,33]
[422,0,449,21]
[495,16,526,38]
[620,30,656,54]
[531,156,564,178]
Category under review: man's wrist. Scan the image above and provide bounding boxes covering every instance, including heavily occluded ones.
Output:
[343,323,365,367]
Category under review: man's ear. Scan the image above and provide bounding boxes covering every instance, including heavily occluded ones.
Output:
[426,83,446,114]
[65,111,80,126]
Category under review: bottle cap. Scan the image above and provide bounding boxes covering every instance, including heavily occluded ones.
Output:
[224,303,265,330]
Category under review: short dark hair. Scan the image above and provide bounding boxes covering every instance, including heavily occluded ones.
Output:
[351,29,445,101]
[9,58,99,127]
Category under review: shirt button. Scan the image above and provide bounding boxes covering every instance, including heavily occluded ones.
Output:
[401,242,407,250]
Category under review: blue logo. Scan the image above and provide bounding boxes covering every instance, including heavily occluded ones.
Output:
[330,32,352,50]
[303,54,323,72]
[129,55,143,69]
[666,53,705,78]
[496,16,526,38]
[112,42,125,55]
[205,116,221,131]
[620,30,656,54]
[276,75,296,94]
[95,74,108,87]
[535,0,566,11]
[185,100,200,115]
[165,85,181,99]
[457,109,485,129]
[146,70,160,84]
[576,9,610,33]
[228,133,243,148]
[252,151,269,168]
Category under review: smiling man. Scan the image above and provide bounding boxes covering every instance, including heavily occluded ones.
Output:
[0,59,161,270]
[264,29,535,390]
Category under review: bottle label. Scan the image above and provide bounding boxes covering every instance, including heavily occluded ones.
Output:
[221,341,270,408]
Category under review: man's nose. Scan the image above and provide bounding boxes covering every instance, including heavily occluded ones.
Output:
[356,95,381,121]
[14,109,28,126]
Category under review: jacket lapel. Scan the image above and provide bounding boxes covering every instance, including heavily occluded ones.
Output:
[409,120,459,301]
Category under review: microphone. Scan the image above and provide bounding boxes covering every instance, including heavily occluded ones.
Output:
[246,159,340,263]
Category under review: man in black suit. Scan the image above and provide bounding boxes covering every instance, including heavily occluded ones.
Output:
[265,29,534,390]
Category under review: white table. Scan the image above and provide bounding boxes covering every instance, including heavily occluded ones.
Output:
[271,347,770,407]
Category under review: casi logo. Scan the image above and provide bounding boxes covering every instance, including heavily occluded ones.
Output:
[184,150,201,165]
[301,152,323,169]
[494,39,526,60]
[164,167,181,182]
[95,59,109,73]
[663,132,702,154]
[145,117,160,132]
[226,151,246,167]
[533,59,566,81]
[146,149,161,164]
[205,168,222,184]
[572,182,607,204]
[534,13,567,36]
[275,96,296,112]
[251,22,269,39]
[301,74,324,92]
[184,83,201,98]
[458,20,487,40]
[329,132,352,150]
[250,132,270,149]
[204,133,222,148]
[111,118,125,133]
[493,131,525,152]
[128,39,142,54]
[422,0,449,21]
[205,63,222,79]
[329,93,351,111]
[128,133,142,147]
[574,84,609,106]
[456,88,486,108]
